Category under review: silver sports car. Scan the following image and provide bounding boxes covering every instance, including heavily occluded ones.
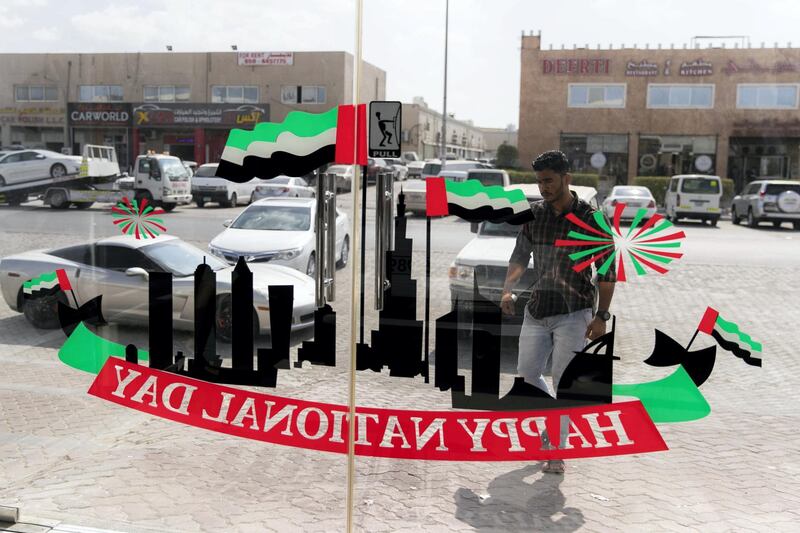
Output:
[0,235,316,340]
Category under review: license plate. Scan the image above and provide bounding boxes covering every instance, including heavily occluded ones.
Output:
[707,207,719,212]
[203,197,211,202]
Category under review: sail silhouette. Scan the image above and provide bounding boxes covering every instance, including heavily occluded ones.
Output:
[58,296,105,337]
[643,329,716,387]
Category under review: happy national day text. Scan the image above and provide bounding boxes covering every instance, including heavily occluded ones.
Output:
[89,359,667,461]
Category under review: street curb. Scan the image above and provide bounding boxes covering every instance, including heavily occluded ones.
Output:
[0,506,18,524]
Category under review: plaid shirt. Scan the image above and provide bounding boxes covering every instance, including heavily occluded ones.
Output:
[509,192,616,319]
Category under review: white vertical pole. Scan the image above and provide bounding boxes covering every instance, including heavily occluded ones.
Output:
[346,0,364,531]
[439,0,449,170]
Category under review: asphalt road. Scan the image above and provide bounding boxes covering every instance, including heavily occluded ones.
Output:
[0,191,798,268]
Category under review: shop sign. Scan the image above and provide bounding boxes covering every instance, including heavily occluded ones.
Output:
[732,118,800,134]
[694,155,713,172]
[132,103,269,127]
[679,59,713,76]
[723,59,800,75]
[625,60,659,77]
[0,106,65,125]
[237,52,294,66]
[590,152,607,169]
[543,58,610,75]
[68,103,131,127]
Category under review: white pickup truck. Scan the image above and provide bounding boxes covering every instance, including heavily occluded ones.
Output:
[191,162,261,208]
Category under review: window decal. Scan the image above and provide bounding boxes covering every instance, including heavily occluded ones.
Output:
[111,197,167,239]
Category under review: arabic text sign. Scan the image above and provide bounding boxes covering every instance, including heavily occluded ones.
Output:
[238,52,294,66]
[89,359,668,461]
[132,103,269,127]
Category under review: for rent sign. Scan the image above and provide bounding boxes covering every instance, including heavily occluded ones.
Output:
[89,359,667,461]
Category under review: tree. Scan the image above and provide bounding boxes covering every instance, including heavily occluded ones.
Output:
[496,143,519,169]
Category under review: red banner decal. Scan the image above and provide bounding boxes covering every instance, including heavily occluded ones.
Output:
[89,359,668,461]
[334,104,355,165]
[426,177,449,217]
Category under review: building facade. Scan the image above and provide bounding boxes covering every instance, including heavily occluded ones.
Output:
[0,51,385,170]
[400,97,485,160]
[479,125,518,160]
[519,34,800,190]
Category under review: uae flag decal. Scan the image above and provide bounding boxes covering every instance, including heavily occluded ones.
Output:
[216,105,366,182]
[23,269,71,299]
[697,306,762,367]
[426,177,533,224]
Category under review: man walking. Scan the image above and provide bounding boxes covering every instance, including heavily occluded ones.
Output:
[500,150,616,474]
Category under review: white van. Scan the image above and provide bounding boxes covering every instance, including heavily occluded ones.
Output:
[191,162,260,208]
[664,174,722,226]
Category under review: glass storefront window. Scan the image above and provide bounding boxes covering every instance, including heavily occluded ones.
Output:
[638,134,717,176]
[560,133,629,187]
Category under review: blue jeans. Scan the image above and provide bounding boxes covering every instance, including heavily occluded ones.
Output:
[517,307,592,396]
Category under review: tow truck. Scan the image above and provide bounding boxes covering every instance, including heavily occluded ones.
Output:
[0,145,192,211]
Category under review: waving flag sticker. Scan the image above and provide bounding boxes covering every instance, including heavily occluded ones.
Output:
[425,178,533,224]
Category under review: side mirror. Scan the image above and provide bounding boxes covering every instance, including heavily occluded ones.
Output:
[125,267,149,280]
[223,219,232,227]
[470,222,479,233]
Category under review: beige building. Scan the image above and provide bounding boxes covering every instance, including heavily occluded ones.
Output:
[400,97,485,160]
[480,125,518,160]
[0,51,385,169]
[519,33,800,190]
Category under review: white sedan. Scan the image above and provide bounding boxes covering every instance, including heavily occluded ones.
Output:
[208,197,350,277]
[252,176,315,200]
[601,185,657,220]
[0,235,316,340]
[0,149,82,186]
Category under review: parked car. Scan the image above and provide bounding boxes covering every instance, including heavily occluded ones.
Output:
[731,179,800,229]
[466,168,510,187]
[664,174,722,226]
[252,176,315,200]
[601,185,657,220]
[450,184,599,331]
[0,235,316,339]
[367,157,391,184]
[383,158,408,181]
[324,165,354,193]
[191,162,260,207]
[400,170,468,216]
[406,161,425,180]
[401,151,420,163]
[420,159,491,180]
[208,197,350,277]
[0,149,82,186]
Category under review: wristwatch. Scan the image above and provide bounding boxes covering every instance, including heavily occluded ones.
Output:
[595,310,611,321]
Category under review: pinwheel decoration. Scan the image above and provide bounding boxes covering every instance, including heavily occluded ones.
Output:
[111,197,167,239]
[555,203,686,281]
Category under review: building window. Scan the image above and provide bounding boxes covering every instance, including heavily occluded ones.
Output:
[211,85,259,104]
[281,85,326,104]
[79,85,123,102]
[15,85,59,102]
[638,135,717,176]
[647,84,714,109]
[736,84,799,109]
[144,85,190,102]
[567,84,626,108]
[560,134,629,185]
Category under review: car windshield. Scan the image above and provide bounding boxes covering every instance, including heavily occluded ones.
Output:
[231,205,311,231]
[193,165,218,177]
[160,159,190,182]
[765,183,800,195]
[422,163,441,175]
[681,178,720,194]
[268,177,292,185]
[142,240,228,277]
[479,221,522,237]
[468,172,504,186]
[613,187,651,197]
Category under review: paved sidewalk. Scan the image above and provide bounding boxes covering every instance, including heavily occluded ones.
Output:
[0,230,798,531]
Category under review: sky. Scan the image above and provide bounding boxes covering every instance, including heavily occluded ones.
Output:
[1,0,799,129]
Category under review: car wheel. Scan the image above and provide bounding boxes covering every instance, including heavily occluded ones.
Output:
[135,190,154,207]
[74,202,93,209]
[23,293,61,329]
[227,193,237,208]
[747,209,758,228]
[215,294,233,343]
[6,193,23,207]
[773,221,782,228]
[306,253,316,277]
[336,236,349,268]
[793,221,800,231]
[50,163,67,179]
[710,217,718,227]
[49,189,69,209]
[161,203,176,212]
[731,206,740,225]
